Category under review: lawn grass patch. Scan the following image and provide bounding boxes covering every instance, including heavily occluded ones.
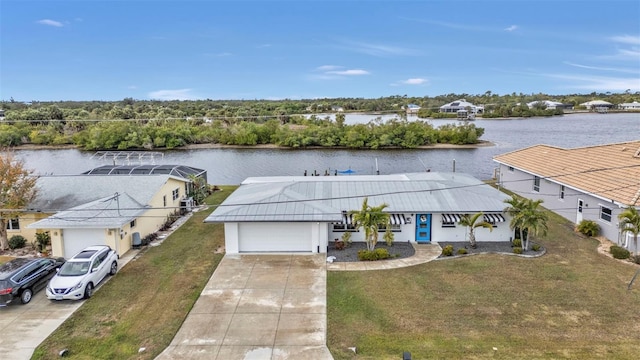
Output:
[32,186,236,360]
[327,210,640,359]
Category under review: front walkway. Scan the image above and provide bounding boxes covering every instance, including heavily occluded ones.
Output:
[156,254,333,360]
[326,243,442,271]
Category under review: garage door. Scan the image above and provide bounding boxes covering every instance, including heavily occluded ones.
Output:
[238,223,312,252]
[63,228,106,258]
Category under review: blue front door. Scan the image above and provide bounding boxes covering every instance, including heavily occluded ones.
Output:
[415,214,431,243]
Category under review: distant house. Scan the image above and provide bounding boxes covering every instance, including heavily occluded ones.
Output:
[405,104,421,115]
[0,109,5,120]
[493,141,640,254]
[619,101,640,110]
[439,99,484,114]
[526,100,565,110]
[580,100,614,111]
[21,165,206,258]
[204,172,512,254]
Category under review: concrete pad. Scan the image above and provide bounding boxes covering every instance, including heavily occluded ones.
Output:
[236,288,284,313]
[274,313,326,346]
[190,289,242,314]
[245,270,289,289]
[171,313,233,346]
[156,345,221,359]
[282,288,326,314]
[222,313,280,346]
[215,345,273,360]
[272,346,336,360]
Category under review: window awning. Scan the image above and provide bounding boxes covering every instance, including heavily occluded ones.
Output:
[442,214,462,223]
[341,213,406,225]
[484,213,506,223]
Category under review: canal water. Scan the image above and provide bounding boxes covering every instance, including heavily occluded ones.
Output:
[14,112,639,185]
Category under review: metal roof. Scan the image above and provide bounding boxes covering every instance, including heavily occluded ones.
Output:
[28,175,187,212]
[205,172,510,223]
[28,193,146,229]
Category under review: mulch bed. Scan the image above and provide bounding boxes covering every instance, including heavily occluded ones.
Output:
[437,241,544,258]
[327,241,415,262]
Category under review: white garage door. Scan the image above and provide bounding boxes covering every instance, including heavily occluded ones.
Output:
[238,223,312,252]
[63,228,106,258]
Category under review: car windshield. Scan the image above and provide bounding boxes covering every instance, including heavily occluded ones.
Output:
[58,261,90,276]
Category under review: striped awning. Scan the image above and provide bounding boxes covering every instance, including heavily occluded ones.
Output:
[341,213,406,225]
[442,214,462,223]
[484,213,506,223]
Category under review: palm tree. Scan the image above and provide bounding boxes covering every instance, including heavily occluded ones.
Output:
[504,195,527,247]
[350,198,390,251]
[458,212,494,248]
[519,199,548,251]
[619,207,640,256]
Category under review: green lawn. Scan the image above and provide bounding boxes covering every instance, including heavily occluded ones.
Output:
[327,212,640,359]
[32,186,235,360]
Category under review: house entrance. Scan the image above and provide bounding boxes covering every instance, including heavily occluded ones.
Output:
[415,214,431,243]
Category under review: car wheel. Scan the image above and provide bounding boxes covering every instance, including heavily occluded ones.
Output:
[21,288,33,304]
[109,261,118,276]
[83,282,94,299]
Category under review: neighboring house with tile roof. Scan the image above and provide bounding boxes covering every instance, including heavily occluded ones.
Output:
[493,141,640,252]
[205,172,512,254]
[16,167,203,258]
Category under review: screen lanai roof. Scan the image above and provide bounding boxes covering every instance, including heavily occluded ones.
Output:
[83,164,205,179]
[205,172,510,223]
[493,141,640,206]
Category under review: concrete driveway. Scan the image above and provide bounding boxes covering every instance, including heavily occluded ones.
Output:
[0,251,138,360]
[156,254,333,360]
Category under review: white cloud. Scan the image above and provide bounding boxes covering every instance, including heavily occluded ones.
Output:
[315,65,342,72]
[326,69,370,76]
[127,85,137,90]
[545,73,640,92]
[610,35,640,45]
[401,78,428,85]
[148,89,195,100]
[504,25,518,32]
[36,19,64,27]
[563,61,638,74]
[257,43,272,48]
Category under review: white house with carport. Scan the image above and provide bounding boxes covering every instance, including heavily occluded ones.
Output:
[25,165,205,258]
[204,172,513,254]
[526,100,565,110]
[493,141,640,253]
[580,100,614,110]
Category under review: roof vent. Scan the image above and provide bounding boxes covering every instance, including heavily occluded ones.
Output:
[634,147,640,158]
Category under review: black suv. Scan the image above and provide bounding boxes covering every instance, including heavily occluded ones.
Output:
[0,257,65,306]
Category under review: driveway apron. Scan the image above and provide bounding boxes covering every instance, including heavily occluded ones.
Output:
[156,254,333,360]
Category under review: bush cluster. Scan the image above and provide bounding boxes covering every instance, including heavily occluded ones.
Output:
[9,235,27,249]
[610,245,630,259]
[457,248,468,255]
[513,247,523,254]
[441,245,454,256]
[576,220,599,237]
[531,244,541,252]
[512,238,522,248]
[357,248,390,261]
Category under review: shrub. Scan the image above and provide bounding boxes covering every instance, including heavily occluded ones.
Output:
[35,232,51,252]
[610,245,630,259]
[512,238,522,248]
[334,240,345,250]
[630,255,640,264]
[9,235,27,249]
[341,232,352,247]
[441,245,454,256]
[457,248,468,255]
[357,248,390,261]
[383,228,394,246]
[576,220,599,237]
[531,244,541,251]
[513,247,523,254]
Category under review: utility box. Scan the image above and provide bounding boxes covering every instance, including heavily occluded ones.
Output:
[132,232,141,248]
[403,352,411,360]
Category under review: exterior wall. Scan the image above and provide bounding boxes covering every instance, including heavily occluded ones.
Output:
[497,164,630,251]
[50,230,64,257]
[224,223,240,253]
[6,213,49,245]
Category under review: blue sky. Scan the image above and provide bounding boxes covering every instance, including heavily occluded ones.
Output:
[1,0,639,101]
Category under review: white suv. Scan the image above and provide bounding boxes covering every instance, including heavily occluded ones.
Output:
[46,245,118,301]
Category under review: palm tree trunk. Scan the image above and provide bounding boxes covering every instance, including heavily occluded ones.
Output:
[469,230,476,248]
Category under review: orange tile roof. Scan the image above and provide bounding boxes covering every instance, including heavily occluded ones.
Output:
[494,141,640,206]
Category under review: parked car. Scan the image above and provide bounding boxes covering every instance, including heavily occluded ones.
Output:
[0,257,65,306]
[46,245,118,301]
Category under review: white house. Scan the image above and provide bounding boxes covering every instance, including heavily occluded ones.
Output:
[439,99,484,114]
[493,141,640,253]
[619,101,640,110]
[405,104,421,115]
[204,172,513,254]
[526,100,565,110]
[580,100,613,111]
